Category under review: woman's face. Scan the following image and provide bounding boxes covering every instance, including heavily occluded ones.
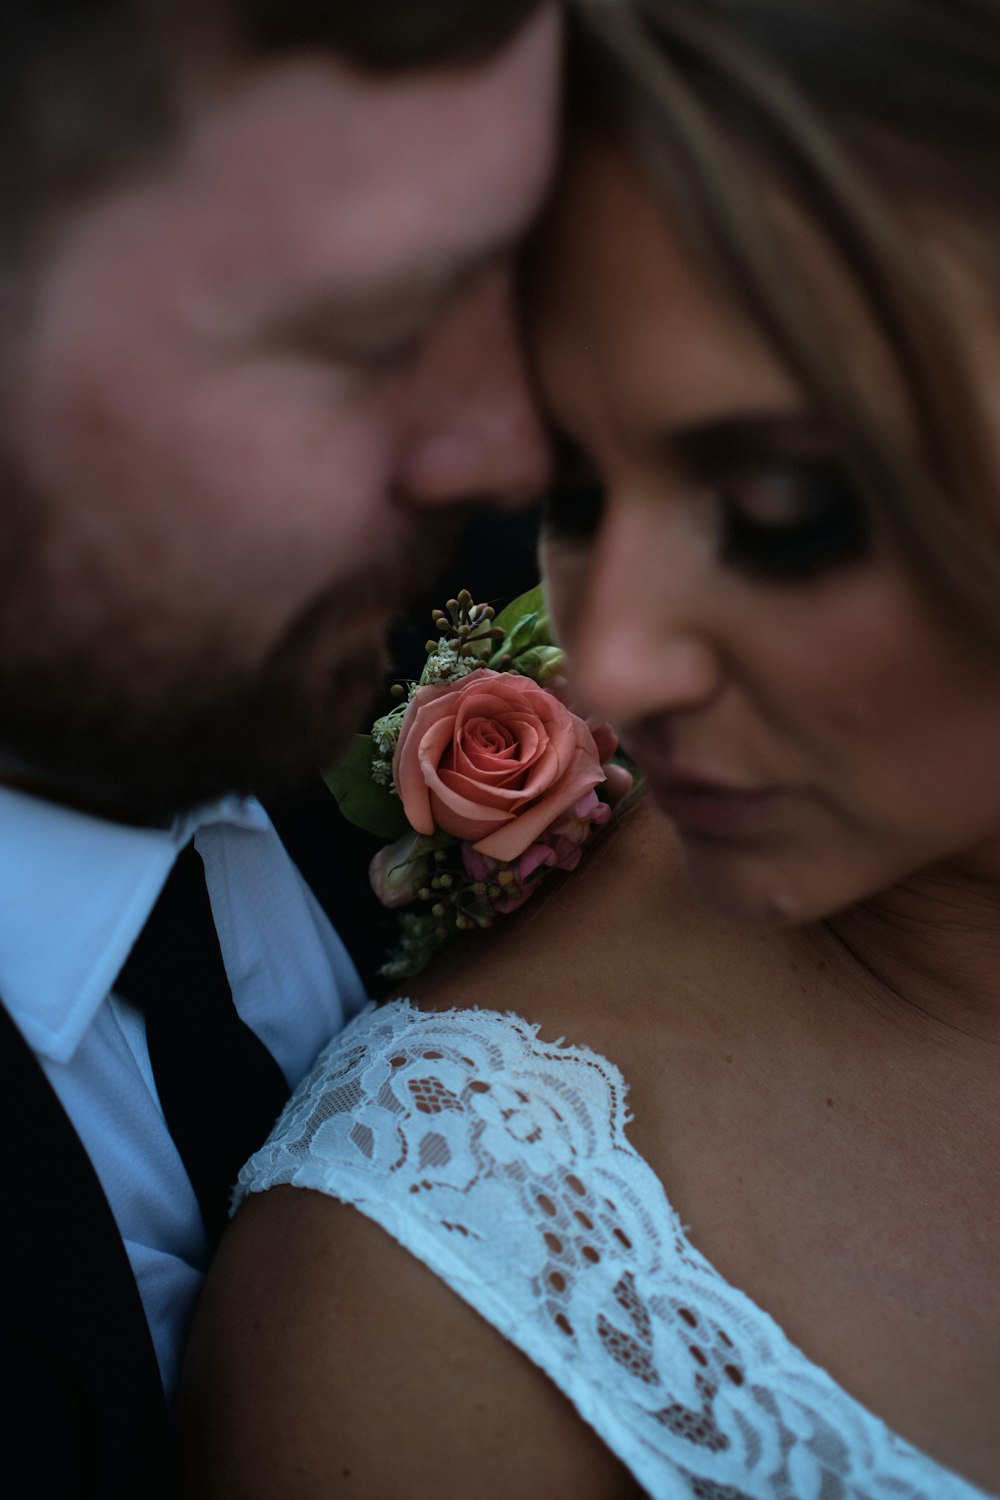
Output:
[534,144,1000,925]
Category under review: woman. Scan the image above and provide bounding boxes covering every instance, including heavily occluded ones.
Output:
[180,2,1000,1495]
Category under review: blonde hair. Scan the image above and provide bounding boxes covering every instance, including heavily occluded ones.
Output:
[566,0,1000,646]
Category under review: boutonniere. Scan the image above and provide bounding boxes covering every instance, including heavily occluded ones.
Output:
[326,585,631,979]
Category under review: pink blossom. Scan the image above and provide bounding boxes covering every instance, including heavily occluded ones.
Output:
[460,788,612,913]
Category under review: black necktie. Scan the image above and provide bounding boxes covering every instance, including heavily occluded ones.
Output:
[115,840,290,1245]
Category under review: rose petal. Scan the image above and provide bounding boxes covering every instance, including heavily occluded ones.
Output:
[430,785,514,842]
[475,755,605,859]
[437,768,529,810]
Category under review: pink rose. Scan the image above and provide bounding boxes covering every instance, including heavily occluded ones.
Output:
[393,669,605,862]
[547,675,634,805]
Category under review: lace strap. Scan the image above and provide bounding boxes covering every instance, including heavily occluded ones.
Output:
[237,1000,988,1500]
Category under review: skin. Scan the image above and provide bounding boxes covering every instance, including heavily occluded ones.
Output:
[536,145,1000,936]
[181,146,1000,1493]
[182,1183,643,1499]
[182,800,1000,1495]
[533,145,1000,1487]
[0,7,560,818]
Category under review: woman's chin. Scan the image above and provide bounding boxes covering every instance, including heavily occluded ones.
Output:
[678,839,839,929]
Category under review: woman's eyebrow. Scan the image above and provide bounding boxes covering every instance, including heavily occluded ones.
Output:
[667,412,834,472]
[545,412,833,485]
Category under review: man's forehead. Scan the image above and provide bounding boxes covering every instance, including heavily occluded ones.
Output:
[186,8,558,218]
[170,13,560,330]
[31,9,559,361]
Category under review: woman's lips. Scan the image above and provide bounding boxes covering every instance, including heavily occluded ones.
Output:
[645,771,781,837]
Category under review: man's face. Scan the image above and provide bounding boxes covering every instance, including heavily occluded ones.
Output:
[2,7,558,818]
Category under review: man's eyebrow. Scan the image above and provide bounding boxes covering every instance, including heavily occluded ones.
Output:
[253,240,511,359]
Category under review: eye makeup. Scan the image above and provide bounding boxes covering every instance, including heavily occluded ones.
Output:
[718,459,871,581]
[674,414,871,583]
[541,411,873,582]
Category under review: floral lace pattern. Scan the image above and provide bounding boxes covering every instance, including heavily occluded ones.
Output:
[236,1001,989,1500]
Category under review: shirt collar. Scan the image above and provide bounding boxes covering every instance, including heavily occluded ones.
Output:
[0,787,269,1064]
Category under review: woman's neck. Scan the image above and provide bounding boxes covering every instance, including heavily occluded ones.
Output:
[624,795,1000,1046]
[823,860,1000,1042]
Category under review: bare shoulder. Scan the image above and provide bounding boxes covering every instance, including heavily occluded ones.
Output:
[408,799,668,1006]
[179,1186,640,1499]
[405,796,772,1047]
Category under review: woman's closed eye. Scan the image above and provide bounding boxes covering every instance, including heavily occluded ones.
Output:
[719,459,871,581]
[539,416,872,582]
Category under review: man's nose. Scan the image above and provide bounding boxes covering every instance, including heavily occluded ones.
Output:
[396,263,552,509]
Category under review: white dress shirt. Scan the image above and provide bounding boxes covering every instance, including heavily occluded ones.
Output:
[0,785,366,1399]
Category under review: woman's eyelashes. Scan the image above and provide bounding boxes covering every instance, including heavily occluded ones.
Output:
[541,422,872,581]
[718,459,871,581]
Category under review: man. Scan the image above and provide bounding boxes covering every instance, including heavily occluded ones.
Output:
[0,0,559,1491]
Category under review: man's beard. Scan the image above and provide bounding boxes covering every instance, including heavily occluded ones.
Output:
[0,528,453,824]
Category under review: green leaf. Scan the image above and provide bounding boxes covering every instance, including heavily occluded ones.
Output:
[488,586,559,671]
[323,735,409,840]
[491,583,545,641]
[512,611,546,654]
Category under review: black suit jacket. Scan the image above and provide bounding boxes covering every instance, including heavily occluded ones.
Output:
[0,1001,172,1499]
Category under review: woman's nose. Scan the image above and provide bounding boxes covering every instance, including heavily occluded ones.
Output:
[396,264,552,510]
[553,500,723,731]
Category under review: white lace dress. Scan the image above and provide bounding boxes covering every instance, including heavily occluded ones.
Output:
[236,999,992,1500]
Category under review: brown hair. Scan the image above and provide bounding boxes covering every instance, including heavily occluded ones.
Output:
[0,0,545,407]
[564,0,1000,646]
[231,0,545,70]
[0,0,543,262]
